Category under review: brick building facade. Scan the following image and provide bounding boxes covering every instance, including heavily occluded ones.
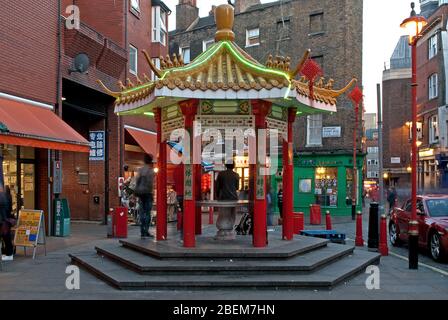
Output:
[415,4,448,189]
[0,0,170,231]
[169,0,363,216]
[382,36,412,189]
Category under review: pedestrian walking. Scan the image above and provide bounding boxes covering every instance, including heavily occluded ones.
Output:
[167,185,177,223]
[0,185,15,261]
[387,187,397,214]
[134,154,155,239]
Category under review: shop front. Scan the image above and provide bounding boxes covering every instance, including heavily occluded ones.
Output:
[273,154,364,217]
[0,93,90,232]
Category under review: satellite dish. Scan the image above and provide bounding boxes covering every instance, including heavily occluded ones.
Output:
[68,53,90,74]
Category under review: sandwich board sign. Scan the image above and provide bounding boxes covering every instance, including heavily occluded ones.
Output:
[13,210,47,259]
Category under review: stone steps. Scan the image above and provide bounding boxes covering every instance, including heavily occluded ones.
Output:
[94,243,355,274]
[70,249,380,290]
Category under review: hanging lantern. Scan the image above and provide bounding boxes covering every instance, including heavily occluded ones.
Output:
[300,58,323,99]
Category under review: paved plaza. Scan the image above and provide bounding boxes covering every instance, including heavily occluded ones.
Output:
[1,202,447,300]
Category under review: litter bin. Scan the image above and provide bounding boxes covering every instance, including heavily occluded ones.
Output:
[54,198,70,237]
[293,212,304,234]
[310,204,322,225]
[108,207,128,238]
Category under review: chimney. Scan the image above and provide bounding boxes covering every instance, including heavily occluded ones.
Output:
[209,5,217,16]
[176,0,199,31]
[234,0,261,14]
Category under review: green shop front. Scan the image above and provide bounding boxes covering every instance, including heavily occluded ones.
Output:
[273,153,364,217]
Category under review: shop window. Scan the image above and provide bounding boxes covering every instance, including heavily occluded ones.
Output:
[429,115,439,144]
[306,114,323,146]
[428,73,438,100]
[346,168,356,205]
[152,6,167,46]
[129,45,138,75]
[180,47,191,64]
[314,167,338,207]
[246,28,260,47]
[428,34,438,59]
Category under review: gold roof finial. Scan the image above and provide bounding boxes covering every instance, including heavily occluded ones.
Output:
[214,4,235,42]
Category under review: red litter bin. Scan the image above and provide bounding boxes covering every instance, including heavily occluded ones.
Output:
[293,212,305,234]
[110,207,128,238]
[310,204,322,225]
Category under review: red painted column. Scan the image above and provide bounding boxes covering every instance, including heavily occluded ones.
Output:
[251,100,272,248]
[155,108,167,241]
[282,108,297,241]
[195,164,202,235]
[179,99,199,248]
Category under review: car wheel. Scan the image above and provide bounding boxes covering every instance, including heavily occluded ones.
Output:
[429,232,445,262]
[389,222,401,247]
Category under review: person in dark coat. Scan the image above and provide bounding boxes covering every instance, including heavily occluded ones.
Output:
[215,163,240,201]
[135,154,155,239]
[0,185,14,261]
[277,188,284,220]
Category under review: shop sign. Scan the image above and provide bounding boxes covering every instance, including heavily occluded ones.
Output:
[14,210,46,248]
[89,131,105,161]
[53,160,62,194]
[390,157,401,164]
[323,127,341,138]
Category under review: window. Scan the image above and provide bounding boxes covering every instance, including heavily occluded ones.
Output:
[306,114,323,146]
[151,58,161,81]
[309,12,324,35]
[428,34,438,59]
[315,167,338,207]
[367,147,379,154]
[180,47,191,64]
[367,172,379,179]
[152,6,167,46]
[429,115,439,144]
[428,73,438,99]
[246,28,260,47]
[130,0,140,12]
[129,45,137,75]
[277,18,291,40]
[203,39,214,52]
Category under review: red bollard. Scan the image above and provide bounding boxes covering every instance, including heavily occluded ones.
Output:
[355,211,364,247]
[310,204,322,225]
[293,212,305,234]
[325,211,332,230]
[379,214,389,256]
[209,206,214,225]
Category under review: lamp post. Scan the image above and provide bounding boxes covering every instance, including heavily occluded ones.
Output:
[401,2,427,270]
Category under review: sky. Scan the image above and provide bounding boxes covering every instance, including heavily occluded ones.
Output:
[164,0,420,113]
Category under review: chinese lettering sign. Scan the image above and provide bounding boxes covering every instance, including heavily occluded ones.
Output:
[89,131,105,161]
[184,164,193,200]
[256,166,265,200]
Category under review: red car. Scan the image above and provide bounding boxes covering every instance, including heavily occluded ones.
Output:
[389,195,448,261]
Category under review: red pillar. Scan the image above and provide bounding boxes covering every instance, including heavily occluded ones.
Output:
[195,164,202,235]
[282,108,297,241]
[155,108,167,241]
[179,99,199,248]
[251,100,272,248]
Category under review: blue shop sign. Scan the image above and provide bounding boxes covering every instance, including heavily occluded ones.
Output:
[89,131,105,161]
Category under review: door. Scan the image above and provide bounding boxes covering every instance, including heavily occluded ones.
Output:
[397,200,411,241]
[19,163,36,210]
[417,199,429,247]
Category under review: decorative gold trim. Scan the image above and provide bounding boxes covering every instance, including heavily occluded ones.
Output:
[289,49,311,78]
[96,80,120,97]
[143,49,162,78]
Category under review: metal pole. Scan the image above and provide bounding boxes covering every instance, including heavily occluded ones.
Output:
[352,104,358,220]
[377,84,385,217]
[409,38,419,269]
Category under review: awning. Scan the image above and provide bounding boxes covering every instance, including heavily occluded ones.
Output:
[0,95,89,153]
[125,126,157,155]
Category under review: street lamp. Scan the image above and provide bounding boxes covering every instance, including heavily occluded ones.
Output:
[401,2,427,270]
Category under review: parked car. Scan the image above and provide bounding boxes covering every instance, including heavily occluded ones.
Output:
[389,195,448,262]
